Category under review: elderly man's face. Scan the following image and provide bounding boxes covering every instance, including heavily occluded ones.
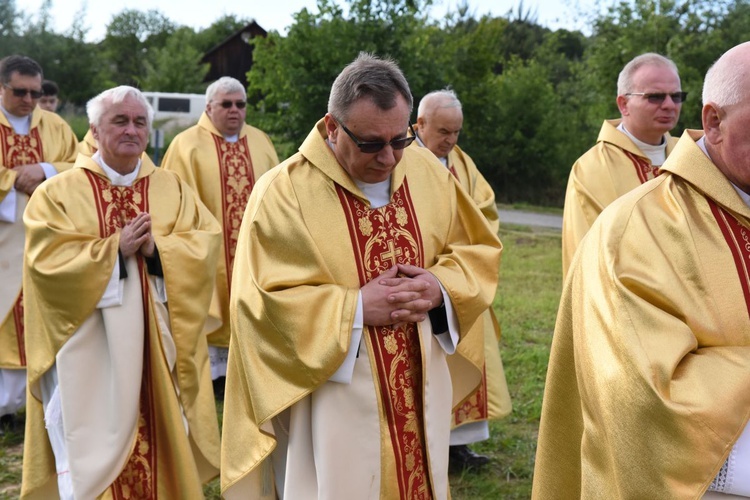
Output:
[206,90,247,137]
[617,64,682,145]
[417,105,463,159]
[92,94,149,172]
[324,95,411,184]
[1,72,42,117]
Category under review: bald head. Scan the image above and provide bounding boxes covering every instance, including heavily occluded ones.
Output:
[701,42,750,194]
[416,89,464,158]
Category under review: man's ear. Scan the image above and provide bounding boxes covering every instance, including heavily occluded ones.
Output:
[702,103,723,145]
[616,95,630,116]
[90,124,98,142]
[323,113,338,143]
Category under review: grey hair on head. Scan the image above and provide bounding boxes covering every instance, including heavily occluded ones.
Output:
[206,76,247,102]
[417,88,462,119]
[87,86,154,130]
[617,53,679,96]
[328,52,413,121]
[702,43,750,108]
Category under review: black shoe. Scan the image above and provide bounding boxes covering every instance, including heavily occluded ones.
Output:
[449,444,490,472]
[212,376,226,401]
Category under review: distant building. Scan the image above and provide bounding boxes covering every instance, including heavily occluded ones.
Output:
[201,21,268,89]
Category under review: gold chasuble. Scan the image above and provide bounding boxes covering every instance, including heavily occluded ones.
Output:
[21,155,221,499]
[533,130,750,498]
[442,144,512,430]
[0,107,77,371]
[162,113,278,348]
[221,120,501,499]
[78,129,98,156]
[561,118,678,278]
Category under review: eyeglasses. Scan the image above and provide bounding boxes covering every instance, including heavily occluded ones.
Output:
[217,100,247,109]
[625,92,688,104]
[335,117,416,154]
[3,84,43,99]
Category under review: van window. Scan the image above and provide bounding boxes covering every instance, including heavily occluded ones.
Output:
[158,98,191,113]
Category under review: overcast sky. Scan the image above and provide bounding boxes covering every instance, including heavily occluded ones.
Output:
[23,0,599,42]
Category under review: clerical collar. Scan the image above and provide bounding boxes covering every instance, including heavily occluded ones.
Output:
[415,132,448,167]
[224,133,239,143]
[0,105,31,135]
[92,151,141,187]
[697,135,750,208]
[617,123,667,166]
[355,178,391,209]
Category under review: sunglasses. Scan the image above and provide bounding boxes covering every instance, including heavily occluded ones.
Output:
[218,100,247,109]
[3,84,43,99]
[335,117,416,154]
[625,92,688,104]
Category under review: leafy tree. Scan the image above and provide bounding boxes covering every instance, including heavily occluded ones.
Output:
[141,27,209,93]
[101,8,176,86]
[194,14,252,53]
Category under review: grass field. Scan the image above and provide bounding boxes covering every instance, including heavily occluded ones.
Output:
[0,222,562,500]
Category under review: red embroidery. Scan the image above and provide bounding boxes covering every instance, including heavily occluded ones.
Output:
[708,199,750,319]
[0,124,44,168]
[86,170,157,497]
[337,180,433,499]
[213,135,255,294]
[12,292,24,366]
[448,164,458,179]
[624,150,660,184]
[453,365,488,426]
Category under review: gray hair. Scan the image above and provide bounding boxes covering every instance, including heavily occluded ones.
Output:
[417,88,462,119]
[328,52,413,121]
[206,76,246,102]
[617,53,679,95]
[702,43,750,107]
[87,86,154,130]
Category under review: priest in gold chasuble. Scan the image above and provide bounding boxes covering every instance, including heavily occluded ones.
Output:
[561,53,684,278]
[221,54,502,499]
[21,86,221,499]
[162,76,279,386]
[0,56,78,424]
[413,89,512,472]
[534,42,750,499]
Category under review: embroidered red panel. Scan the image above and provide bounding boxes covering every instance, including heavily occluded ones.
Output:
[0,124,44,168]
[448,164,458,179]
[1,124,45,361]
[453,365,488,426]
[213,135,255,294]
[708,199,750,319]
[337,180,433,499]
[624,150,660,184]
[85,170,158,498]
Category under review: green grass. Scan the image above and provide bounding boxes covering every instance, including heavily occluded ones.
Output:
[1,223,561,500]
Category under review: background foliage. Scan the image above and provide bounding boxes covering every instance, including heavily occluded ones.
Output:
[0,0,747,205]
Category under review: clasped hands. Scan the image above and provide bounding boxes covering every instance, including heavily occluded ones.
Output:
[361,264,443,327]
[119,212,155,258]
[14,163,45,195]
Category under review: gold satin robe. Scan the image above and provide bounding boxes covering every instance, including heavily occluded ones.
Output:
[561,119,677,278]
[21,155,222,498]
[77,129,97,156]
[0,107,78,369]
[222,120,502,498]
[412,141,512,427]
[533,130,750,498]
[161,113,279,348]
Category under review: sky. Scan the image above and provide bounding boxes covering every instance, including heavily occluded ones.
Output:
[22,0,598,42]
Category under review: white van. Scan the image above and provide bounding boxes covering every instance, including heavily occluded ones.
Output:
[142,92,206,132]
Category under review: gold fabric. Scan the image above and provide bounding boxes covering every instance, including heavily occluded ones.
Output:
[533,130,750,498]
[162,113,279,347]
[21,154,222,498]
[0,107,78,369]
[561,119,678,278]
[77,129,97,156]
[221,120,501,496]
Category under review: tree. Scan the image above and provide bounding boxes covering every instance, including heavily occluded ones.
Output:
[141,27,209,93]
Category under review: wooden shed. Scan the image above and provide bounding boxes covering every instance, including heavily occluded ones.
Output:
[201,21,268,88]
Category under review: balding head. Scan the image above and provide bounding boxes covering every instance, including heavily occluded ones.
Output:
[416,89,464,158]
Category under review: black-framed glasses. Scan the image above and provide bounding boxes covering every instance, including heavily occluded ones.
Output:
[3,84,43,99]
[335,117,416,154]
[625,92,688,104]
[218,100,247,109]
